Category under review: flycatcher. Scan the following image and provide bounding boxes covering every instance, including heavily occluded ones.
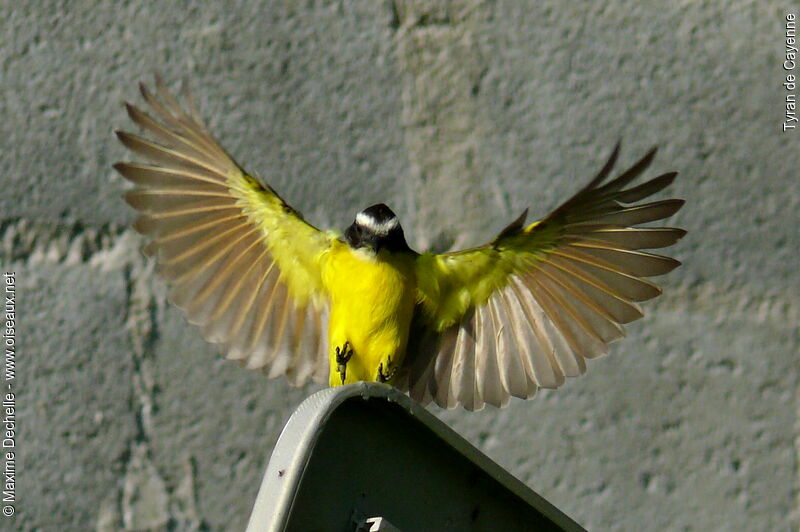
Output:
[115,76,685,411]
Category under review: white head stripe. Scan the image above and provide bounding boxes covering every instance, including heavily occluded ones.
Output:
[356,212,399,235]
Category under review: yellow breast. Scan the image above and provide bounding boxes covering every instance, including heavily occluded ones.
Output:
[322,240,417,385]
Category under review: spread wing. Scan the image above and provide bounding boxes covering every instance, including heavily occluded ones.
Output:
[400,145,686,410]
[115,76,333,386]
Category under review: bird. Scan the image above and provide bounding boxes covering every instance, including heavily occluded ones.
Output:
[114,76,686,411]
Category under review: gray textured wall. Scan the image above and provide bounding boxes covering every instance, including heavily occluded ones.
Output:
[2,1,798,530]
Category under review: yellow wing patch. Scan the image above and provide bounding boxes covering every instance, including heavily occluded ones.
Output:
[414,220,559,331]
[233,173,332,308]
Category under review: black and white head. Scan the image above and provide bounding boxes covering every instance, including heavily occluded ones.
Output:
[345,203,411,253]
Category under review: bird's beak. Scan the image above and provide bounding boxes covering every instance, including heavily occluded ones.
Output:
[345,223,359,248]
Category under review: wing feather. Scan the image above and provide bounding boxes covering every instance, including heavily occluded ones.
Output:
[520,274,586,377]
[506,277,565,388]
[117,131,224,177]
[533,273,607,356]
[535,266,624,343]
[310,305,331,383]
[209,248,269,321]
[615,172,677,203]
[242,270,285,369]
[587,199,684,226]
[497,284,556,392]
[284,305,320,385]
[186,233,263,316]
[487,295,528,399]
[114,162,224,188]
[204,245,270,341]
[545,251,663,300]
[224,261,277,352]
[405,146,685,409]
[564,246,680,276]
[124,103,215,165]
[475,304,506,408]
[548,254,644,314]
[144,77,224,156]
[264,290,294,378]
[453,316,479,411]
[164,225,261,282]
[152,211,249,247]
[433,327,460,407]
[116,77,332,385]
[574,227,686,250]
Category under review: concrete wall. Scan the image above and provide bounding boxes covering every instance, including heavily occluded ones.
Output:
[2,1,797,530]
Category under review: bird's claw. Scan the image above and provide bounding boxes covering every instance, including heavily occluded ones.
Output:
[377,357,396,383]
[336,341,354,385]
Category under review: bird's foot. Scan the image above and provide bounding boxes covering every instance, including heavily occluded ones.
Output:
[335,341,354,385]
[377,357,396,383]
